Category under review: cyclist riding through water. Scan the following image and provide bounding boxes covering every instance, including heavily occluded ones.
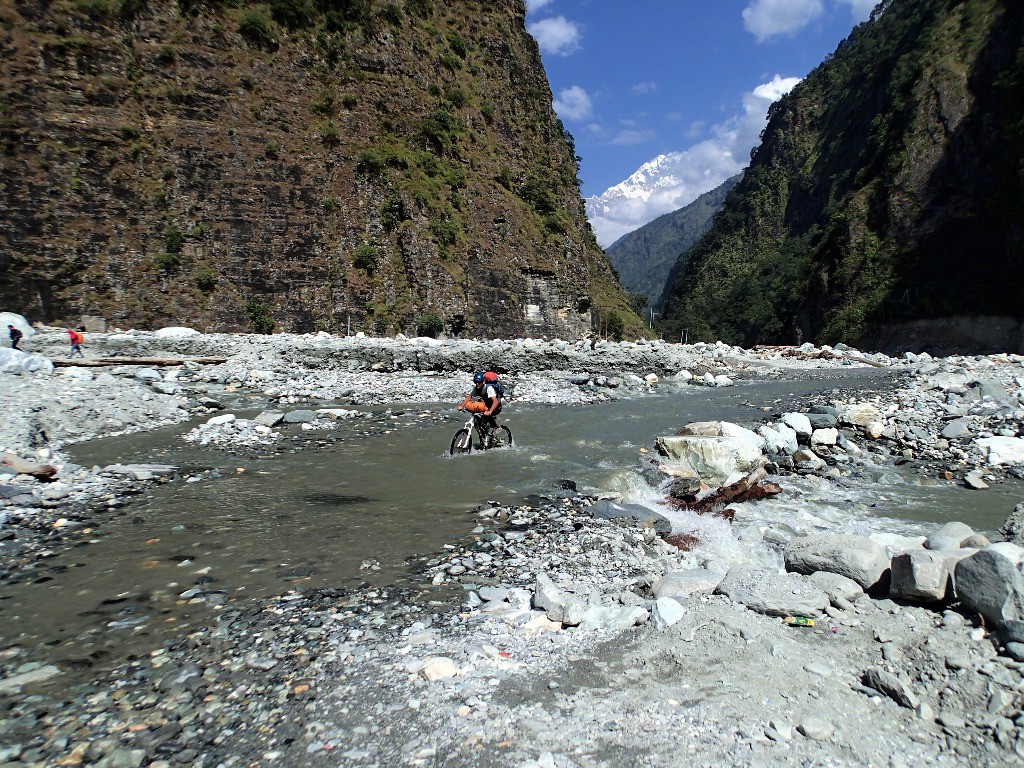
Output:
[457,371,503,438]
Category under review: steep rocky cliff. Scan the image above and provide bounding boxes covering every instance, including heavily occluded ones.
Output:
[660,0,1024,350]
[0,0,641,338]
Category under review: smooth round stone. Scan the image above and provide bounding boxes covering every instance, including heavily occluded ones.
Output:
[797,718,834,740]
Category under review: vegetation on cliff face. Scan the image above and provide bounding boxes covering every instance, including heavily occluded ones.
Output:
[0,0,644,337]
[604,174,741,309]
[660,0,1024,348]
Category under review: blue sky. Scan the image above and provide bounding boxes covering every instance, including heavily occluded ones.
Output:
[525,0,877,245]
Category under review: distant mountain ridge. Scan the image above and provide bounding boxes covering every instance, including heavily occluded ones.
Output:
[604,174,741,307]
[660,0,1024,351]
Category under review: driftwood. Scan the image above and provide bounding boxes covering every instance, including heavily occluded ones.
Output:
[753,345,888,369]
[1,452,57,480]
[52,357,227,367]
[666,466,782,518]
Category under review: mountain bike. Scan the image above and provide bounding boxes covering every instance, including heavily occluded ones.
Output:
[449,413,513,455]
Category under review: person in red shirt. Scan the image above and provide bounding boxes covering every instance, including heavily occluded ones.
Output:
[67,327,84,359]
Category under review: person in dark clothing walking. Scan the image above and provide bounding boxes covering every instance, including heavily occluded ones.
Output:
[8,324,22,350]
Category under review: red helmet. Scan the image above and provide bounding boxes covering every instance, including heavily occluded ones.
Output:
[483,371,498,382]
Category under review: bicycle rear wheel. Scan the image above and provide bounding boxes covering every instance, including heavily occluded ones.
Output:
[449,428,473,456]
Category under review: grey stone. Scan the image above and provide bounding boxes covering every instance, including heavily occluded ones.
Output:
[925,522,975,551]
[999,503,1024,547]
[96,749,147,768]
[715,567,829,618]
[941,417,972,440]
[964,471,989,490]
[862,666,919,709]
[652,569,725,600]
[807,571,864,606]
[561,598,588,627]
[807,412,838,429]
[1004,642,1024,662]
[477,586,509,603]
[784,534,889,590]
[254,411,285,427]
[796,718,834,740]
[589,500,671,536]
[135,367,163,382]
[792,448,824,472]
[0,664,61,693]
[578,604,647,631]
[889,549,973,603]
[283,409,317,424]
[533,572,565,617]
[1001,620,1024,644]
[954,549,1024,626]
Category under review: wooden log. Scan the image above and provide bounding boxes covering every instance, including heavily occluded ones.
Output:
[666,466,778,517]
[1,452,58,480]
[51,357,227,367]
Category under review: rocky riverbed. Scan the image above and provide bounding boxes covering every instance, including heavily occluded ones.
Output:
[3,328,1024,767]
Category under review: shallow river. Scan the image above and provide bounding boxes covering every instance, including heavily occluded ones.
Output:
[1,370,1020,679]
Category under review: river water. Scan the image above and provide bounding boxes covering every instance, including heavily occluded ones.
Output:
[1,370,1020,680]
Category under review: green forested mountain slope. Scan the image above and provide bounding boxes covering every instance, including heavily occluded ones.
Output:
[604,174,740,308]
[0,0,643,338]
[660,0,1024,348]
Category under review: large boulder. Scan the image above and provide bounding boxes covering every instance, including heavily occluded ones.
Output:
[656,434,763,486]
[715,567,829,617]
[154,326,201,338]
[954,549,1024,626]
[0,312,34,339]
[999,503,1024,547]
[975,437,1024,466]
[924,521,976,551]
[784,535,889,590]
[889,549,974,602]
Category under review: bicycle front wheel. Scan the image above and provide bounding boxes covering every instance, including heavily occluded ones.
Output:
[449,428,473,456]
[496,425,513,448]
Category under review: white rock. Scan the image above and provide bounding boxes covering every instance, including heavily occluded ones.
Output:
[985,542,1024,566]
[656,435,763,486]
[420,657,458,682]
[651,597,686,629]
[975,437,1024,465]
[154,326,201,338]
[810,428,839,447]
[781,412,812,437]
[206,414,236,426]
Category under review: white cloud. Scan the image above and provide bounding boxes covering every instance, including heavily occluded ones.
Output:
[836,0,876,22]
[525,0,553,13]
[685,120,706,138]
[742,0,824,42]
[632,81,658,95]
[553,85,593,121]
[586,75,800,247]
[527,16,582,56]
[611,129,655,146]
